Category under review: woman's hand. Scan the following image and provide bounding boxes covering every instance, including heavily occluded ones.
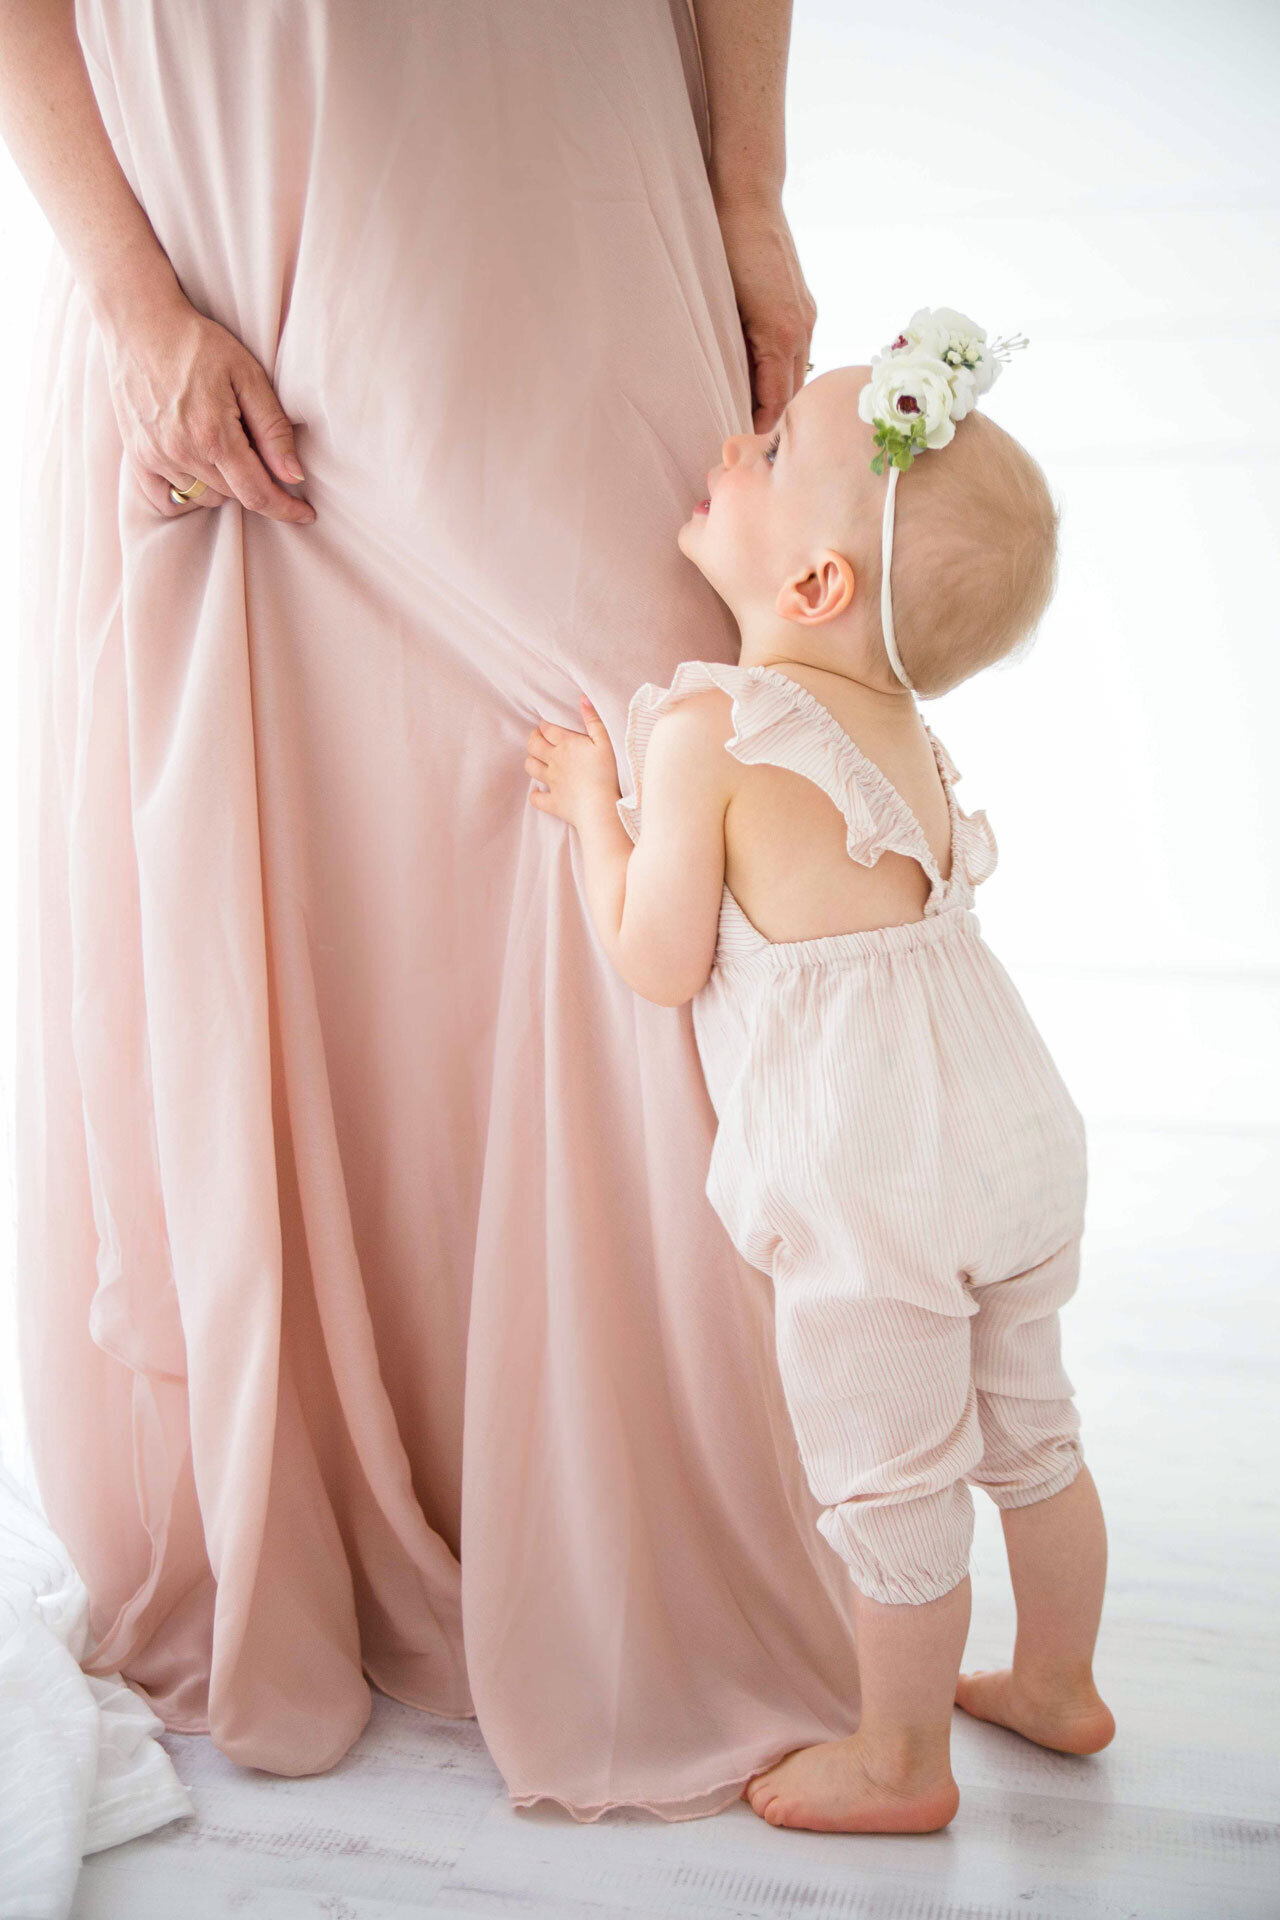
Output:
[715,192,817,433]
[100,285,315,524]
[0,2,313,524]
[526,699,620,830]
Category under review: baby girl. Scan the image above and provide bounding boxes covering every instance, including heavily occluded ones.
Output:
[524,310,1115,1835]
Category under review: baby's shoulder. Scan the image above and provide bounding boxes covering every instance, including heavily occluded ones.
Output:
[648,683,735,741]
[643,687,738,795]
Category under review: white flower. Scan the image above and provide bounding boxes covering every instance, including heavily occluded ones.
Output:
[947,364,980,419]
[861,309,1027,471]
[898,307,1001,395]
[858,350,962,451]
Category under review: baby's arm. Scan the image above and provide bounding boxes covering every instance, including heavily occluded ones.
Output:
[525,691,733,1006]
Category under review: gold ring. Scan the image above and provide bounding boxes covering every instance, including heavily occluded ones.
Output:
[169,476,207,505]
[805,361,814,373]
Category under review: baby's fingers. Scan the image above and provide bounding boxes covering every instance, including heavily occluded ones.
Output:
[579,695,609,745]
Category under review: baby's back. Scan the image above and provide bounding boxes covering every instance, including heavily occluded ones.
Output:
[721,665,953,944]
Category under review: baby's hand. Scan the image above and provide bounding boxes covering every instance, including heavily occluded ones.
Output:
[526,696,620,829]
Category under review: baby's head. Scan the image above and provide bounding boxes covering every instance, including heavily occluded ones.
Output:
[677,361,1059,698]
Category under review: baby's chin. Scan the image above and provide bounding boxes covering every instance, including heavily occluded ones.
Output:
[675,514,702,562]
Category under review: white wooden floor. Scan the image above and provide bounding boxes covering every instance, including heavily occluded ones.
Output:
[65,1123,1280,1920]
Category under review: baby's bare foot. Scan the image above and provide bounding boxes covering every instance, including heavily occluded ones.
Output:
[955,1667,1115,1755]
[744,1733,959,1834]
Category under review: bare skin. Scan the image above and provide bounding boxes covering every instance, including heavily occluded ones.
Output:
[692,0,816,429]
[746,1469,1113,1832]
[955,1464,1115,1757]
[0,0,313,524]
[746,1578,971,1833]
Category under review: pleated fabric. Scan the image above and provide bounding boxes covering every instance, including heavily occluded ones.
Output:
[618,662,1088,1605]
[15,1,873,1818]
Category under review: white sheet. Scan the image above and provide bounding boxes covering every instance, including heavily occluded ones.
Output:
[0,1460,193,1920]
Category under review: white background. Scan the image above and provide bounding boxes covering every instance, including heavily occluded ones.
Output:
[1,0,1277,1474]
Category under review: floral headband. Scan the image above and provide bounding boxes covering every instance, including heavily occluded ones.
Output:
[858,307,1028,693]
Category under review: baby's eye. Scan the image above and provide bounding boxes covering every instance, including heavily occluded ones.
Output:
[765,430,781,465]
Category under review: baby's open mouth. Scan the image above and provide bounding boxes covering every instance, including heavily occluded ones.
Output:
[694,498,711,514]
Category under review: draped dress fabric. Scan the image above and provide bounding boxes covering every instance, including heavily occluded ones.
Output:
[15,0,865,1819]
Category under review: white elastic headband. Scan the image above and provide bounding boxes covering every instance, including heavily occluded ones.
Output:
[879,464,913,691]
[859,307,1028,696]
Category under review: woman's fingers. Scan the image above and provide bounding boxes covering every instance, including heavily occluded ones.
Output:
[234,362,307,487]
[751,350,796,434]
[209,417,316,524]
[102,301,318,530]
[714,195,816,433]
[135,465,229,518]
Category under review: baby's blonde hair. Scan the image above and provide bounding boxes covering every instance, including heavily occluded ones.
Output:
[870,410,1060,698]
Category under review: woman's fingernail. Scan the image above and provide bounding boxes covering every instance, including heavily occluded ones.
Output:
[285,457,304,482]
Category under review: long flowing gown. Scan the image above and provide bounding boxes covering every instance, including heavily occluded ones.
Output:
[15,0,862,1819]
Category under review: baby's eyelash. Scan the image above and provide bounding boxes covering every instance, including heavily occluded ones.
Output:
[765,431,781,464]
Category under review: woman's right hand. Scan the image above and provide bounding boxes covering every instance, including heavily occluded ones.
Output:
[0,2,313,525]
[100,286,315,524]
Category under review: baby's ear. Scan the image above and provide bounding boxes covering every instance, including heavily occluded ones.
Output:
[775,551,855,625]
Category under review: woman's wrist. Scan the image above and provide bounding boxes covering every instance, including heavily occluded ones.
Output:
[85,242,186,343]
[709,170,786,218]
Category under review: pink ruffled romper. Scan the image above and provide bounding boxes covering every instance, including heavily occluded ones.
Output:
[618,661,1089,1606]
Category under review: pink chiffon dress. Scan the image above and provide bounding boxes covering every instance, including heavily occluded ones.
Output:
[15,0,863,1819]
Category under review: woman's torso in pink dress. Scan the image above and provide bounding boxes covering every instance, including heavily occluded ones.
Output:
[17,0,863,1816]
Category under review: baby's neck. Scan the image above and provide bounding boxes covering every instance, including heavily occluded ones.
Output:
[732,611,915,710]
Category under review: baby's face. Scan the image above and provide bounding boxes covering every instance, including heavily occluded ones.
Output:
[677,366,880,621]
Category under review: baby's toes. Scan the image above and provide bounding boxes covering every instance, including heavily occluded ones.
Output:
[752,1786,790,1827]
[744,1771,780,1817]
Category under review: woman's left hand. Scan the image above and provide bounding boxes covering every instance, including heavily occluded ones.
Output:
[714,192,817,433]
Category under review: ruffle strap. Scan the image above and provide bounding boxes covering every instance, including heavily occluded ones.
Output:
[617,662,929,873]
[616,660,754,843]
[616,661,999,908]
[954,807,998,887]
[924,727,999,890]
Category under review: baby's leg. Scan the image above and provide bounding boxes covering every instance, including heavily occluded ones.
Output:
[746,1293,980,1833]
[957,1241,1115,1754]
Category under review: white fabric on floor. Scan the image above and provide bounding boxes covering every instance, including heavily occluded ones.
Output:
[0,1462,192,1920]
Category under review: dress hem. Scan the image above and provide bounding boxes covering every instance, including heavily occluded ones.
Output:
[505,1734,837,1826]
[146,1676,844,1823]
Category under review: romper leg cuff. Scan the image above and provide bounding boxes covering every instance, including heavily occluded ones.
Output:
[817,1482,975,1607]
[981,1444,1084,1512]
[842,1557,972,1608]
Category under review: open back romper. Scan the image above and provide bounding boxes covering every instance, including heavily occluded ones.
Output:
[618,661,1089,1606]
